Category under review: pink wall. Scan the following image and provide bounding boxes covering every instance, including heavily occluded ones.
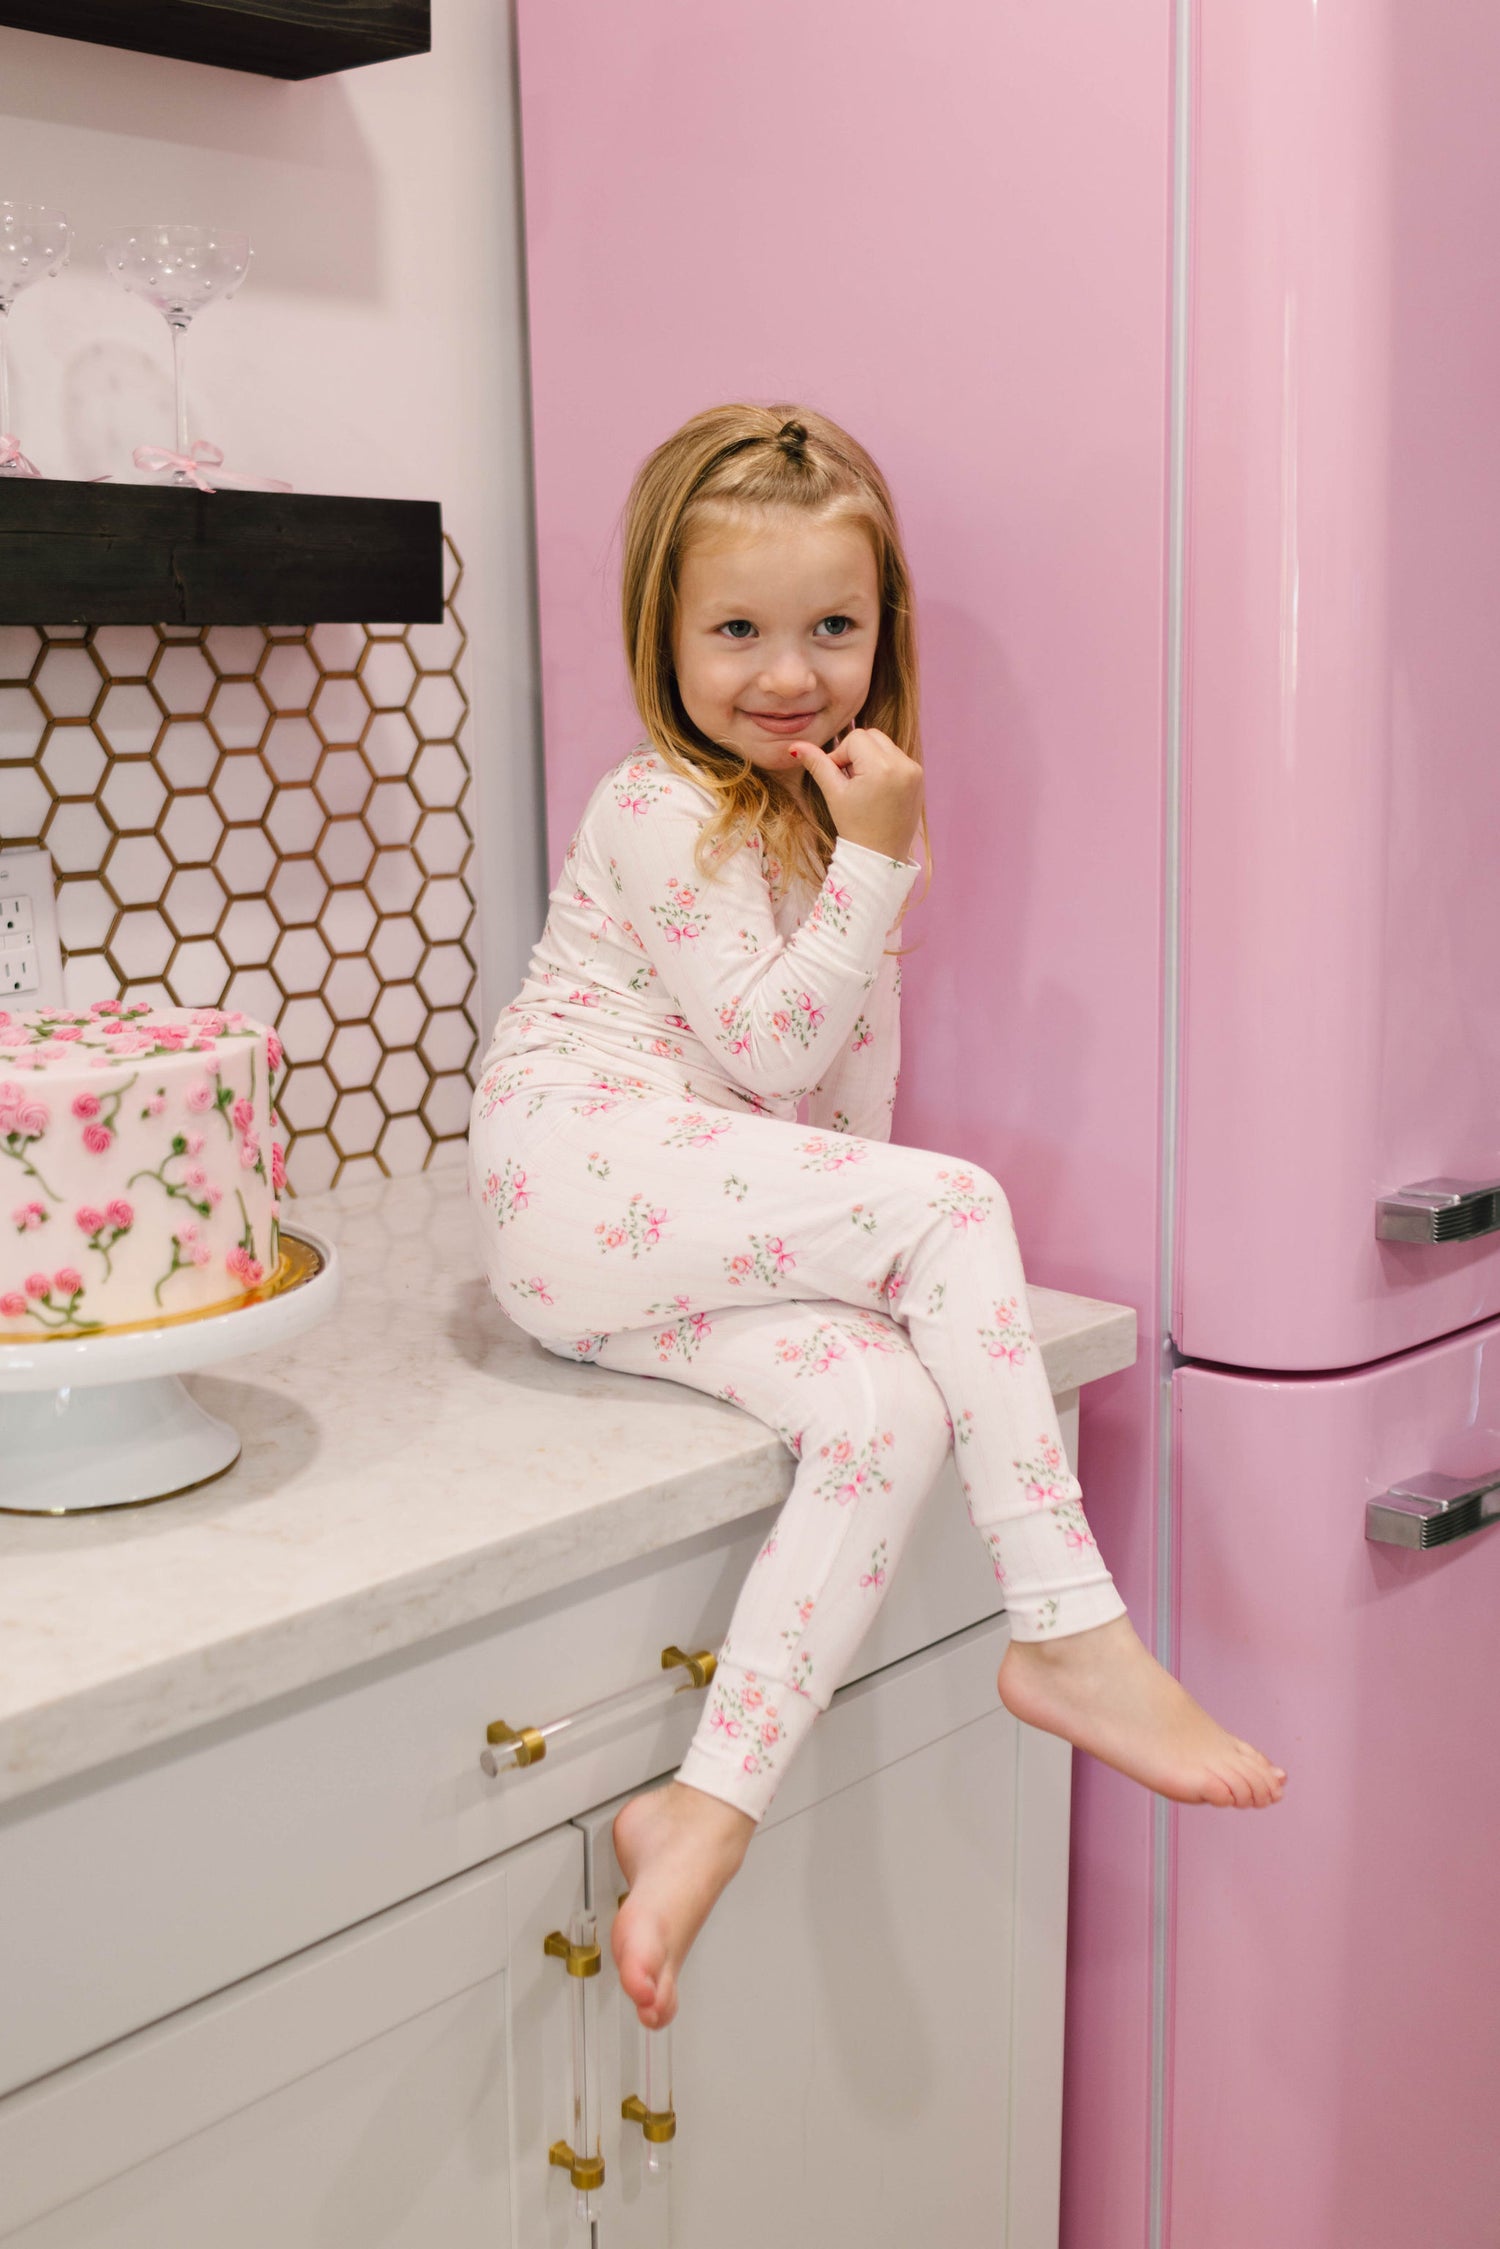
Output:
[516,7,1175,2239]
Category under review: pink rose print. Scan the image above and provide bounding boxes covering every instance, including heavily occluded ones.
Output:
[52,1265,83,1295]
[1011,1433,1083,1509]
[82,1123,113,1154]
[0,1291,26,1318]
[171,1221,213,1270]
[231,1096,255,1134]
[927,1168,998,1231]
[24,1271,49,1297]
[75,1205,105,1234]
[186,1081,215,1112]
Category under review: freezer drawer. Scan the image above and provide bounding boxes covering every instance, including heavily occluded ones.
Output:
[1169,1316,1500,2249]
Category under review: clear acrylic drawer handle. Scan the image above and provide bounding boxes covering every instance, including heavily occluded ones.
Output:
[621,2025,676,2170]
[481,1643,718,1775]
[544,1914,605,2221]
[1366,1469,1500,1550]
[617,1887,675,2174]
[1376,1177,1500,1244]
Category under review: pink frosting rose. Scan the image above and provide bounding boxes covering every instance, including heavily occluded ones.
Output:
[82,1123,113,1154]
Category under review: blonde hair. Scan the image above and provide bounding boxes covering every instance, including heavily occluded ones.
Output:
[619,401,933,952]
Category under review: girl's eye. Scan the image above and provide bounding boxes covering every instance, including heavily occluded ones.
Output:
[719,619,756,639]
[816,615,856,638]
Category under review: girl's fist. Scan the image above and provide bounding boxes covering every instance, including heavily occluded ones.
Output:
[789,727,923,863]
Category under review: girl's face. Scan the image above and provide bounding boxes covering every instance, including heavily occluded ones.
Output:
[670,506,880,789]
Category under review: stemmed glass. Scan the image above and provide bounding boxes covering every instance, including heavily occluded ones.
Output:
[0,202,72,478]
[102,224,252,485]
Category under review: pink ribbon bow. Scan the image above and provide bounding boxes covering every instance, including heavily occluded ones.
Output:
[133,440,224,493]
[0,433,40,477]
[132,438,293,494]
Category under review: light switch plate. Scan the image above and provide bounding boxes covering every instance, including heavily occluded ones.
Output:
[0,847,65,1008]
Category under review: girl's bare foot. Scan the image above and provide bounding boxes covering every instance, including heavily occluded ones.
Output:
[611,1780,756,2028]
[997,1612,1287,1807]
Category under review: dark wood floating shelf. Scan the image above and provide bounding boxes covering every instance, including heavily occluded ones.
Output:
[0,0,429,79]
[0,481,443,626]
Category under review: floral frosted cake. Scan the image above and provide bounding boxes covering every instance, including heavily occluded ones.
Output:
[0,1002,286,1338]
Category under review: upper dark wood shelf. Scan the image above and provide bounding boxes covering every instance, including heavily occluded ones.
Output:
[0,0,429,79]
[0,480,443,625]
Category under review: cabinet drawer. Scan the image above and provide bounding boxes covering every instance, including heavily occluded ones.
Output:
[0,1403,1074,2094]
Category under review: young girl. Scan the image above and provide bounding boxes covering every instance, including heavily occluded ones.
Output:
[468,401,1286,2033]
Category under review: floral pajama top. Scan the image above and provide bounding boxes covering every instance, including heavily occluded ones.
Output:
[476,746,923,1135]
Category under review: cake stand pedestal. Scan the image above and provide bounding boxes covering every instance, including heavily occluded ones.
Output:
[0,1227,338,1514]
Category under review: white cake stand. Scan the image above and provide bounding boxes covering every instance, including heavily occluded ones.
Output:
[0,1226,339,1515]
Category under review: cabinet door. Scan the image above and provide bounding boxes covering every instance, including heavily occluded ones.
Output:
[577,1616,1070,2249]
[0,1826,587,2248]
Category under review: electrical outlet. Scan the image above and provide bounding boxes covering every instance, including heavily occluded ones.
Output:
[0,847,64,1008]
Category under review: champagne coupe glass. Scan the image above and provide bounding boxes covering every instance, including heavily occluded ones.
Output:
[0,202,72,478]
[102,224,252,483]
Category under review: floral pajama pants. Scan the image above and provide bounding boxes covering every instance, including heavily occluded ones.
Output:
[468,1077,1127,1823]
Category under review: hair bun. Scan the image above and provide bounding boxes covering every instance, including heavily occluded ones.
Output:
[777,418,809,449]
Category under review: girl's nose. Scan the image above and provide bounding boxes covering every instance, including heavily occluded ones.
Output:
[756,648,819,694]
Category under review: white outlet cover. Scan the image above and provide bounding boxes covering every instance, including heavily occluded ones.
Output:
[0,846,65,1009]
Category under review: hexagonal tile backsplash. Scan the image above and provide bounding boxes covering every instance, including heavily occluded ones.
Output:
[0,538,478,1196]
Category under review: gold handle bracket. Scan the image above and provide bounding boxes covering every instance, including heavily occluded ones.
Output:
[661,1643,718,1689]
[549,2138,605,2189]
[543,1928,601,1977]
[484,1718,546,1764]
[621,2092,677,2143]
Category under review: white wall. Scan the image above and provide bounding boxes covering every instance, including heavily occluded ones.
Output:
[0,0,544,1031]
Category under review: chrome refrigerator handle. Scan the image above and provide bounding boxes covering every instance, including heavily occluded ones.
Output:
[1366,1470,1500,1550]
[1376,1177,1500,1244]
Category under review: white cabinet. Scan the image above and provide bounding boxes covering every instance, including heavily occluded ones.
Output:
[587,1616,1070,2249]
[0,1824,588,2247]
[0,1619,1068,2249]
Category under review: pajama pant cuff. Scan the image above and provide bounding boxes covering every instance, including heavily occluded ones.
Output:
[674,1659,822,1824]
[1004,1577,1130,1641]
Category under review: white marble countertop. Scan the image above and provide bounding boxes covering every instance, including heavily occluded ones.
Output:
[0,1163,1137,1809]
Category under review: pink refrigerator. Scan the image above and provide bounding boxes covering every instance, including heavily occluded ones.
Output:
[512,3,1500,2242]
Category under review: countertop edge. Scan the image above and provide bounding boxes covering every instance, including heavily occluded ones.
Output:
[0,1171,1140,1813]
